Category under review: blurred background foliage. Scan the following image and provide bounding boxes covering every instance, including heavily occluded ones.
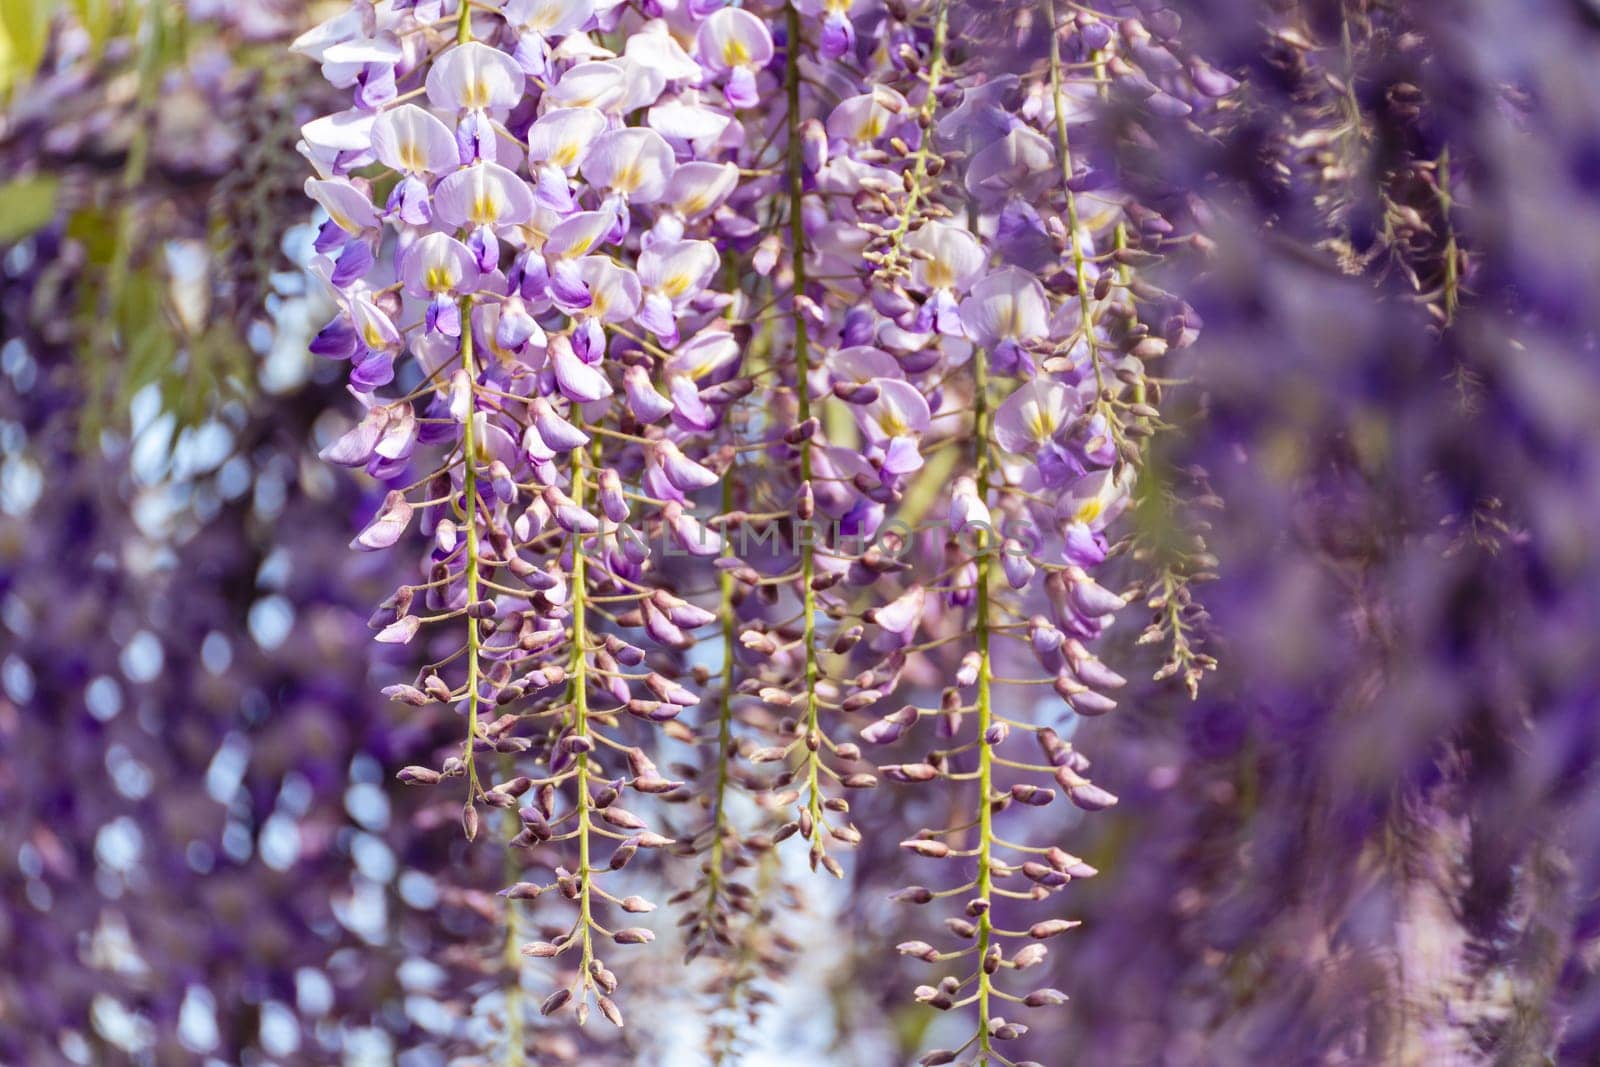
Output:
[2,0,313,440]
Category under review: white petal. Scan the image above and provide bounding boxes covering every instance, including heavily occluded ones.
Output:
[825,86,907,143]
[544,210,615,258]
[578,257,642,322]
[664,161,739,219]
[638,240,719,301]
[907,222,986,292]
[300,109,376,154]
[624,19,704,81]
[434,162,536,228]
[371,104,458,174]
[696,7,775,72]
[503,0,596,36]
[647,100,732,144]
[305,178,379,233]
[427,41,527,112]
[526,107,609,173]
[580,127,675,203]
[291,9,363,60]
[543,60,629,112]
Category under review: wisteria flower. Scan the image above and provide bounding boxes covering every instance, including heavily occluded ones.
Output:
[995,378,1085,487]
[696,7,774,110]
[370,104,458,225]
[305,176,379,237]
[665,329,741,430]
[572,256,642,357]
[542,58,630,112]
[826,86,909,146]
[828,345,902,403]
[426,41,527,163]
[526,107,608,213]
[961,266,1051,373]
[905,222,986,335]
[655,160,739,241]
[549,333,613,403]
[965,124,1056,204]
[1056,468,1132,566]
[501,0,597,76]
[797,0,859,60]
[582,126,676,236]
[434,161,536,269]
[637,240,720,346]
[401,232,481,336]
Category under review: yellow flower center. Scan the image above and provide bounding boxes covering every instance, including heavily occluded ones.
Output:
[471,190,499,225]
[612,161,642,193]
[1003,297,1028,338]
[426,265,455,292]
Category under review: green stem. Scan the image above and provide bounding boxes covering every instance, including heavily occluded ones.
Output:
[569,431,596,996]
[973,340,996,1063]
[879,0,950,270]
[784,5,829,871]
[1046,0,1104,397]
[457,5,517,1048]
[1437,146,1458,325]
[705,475,738,912]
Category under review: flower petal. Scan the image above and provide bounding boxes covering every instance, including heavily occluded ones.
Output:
[371,104,459,175]
[526,106,609,174]
[551,335,614,402]
[580,127,676,203]
[427,41,527,112]
[305,178,379,234]
[434,161,536,229]
[994,379,1078,454]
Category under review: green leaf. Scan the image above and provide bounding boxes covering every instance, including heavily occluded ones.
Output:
[0,0,51,96]
[66,206,118,265]
[117,272,177,400]
[0,174,59,244]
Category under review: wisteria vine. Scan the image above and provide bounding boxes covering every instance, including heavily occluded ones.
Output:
[8,0,1600,1061]
[293,0,1223,1060]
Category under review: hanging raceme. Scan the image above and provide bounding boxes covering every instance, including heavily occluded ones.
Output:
[294,0,1225,1058]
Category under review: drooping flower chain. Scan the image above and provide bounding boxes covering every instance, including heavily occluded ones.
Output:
[756,2,1224,1060]
[294,0,1223,1058]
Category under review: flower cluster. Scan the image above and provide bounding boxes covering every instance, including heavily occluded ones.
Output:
[293,0,1221,1057]
[296,0,769,1034]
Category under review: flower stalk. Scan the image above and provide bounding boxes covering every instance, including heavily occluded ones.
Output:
[785,2,833,878]
[973,339,997,1062]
